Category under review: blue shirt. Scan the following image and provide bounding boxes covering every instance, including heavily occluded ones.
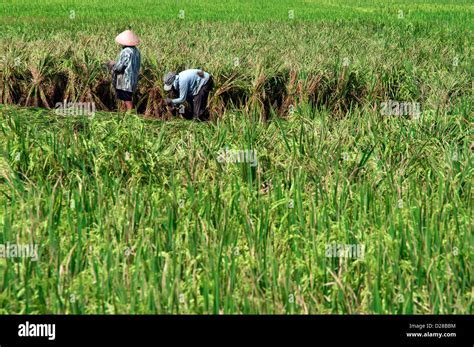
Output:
[171,69,210,105]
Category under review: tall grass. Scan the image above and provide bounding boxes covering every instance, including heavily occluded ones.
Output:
[0,104,471,314]
[0,0,472,314]
[1,1,472,117]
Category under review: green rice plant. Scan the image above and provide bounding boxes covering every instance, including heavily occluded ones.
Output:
[60,48,108,108]
[1,0,472,117]
[0,46,26,104]
[0,0,472,315]
[23,50,55,107]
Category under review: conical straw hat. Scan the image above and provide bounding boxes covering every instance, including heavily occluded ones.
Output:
[115,30,140,46]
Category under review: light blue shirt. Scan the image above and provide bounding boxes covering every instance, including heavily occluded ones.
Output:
[171,69,210,105]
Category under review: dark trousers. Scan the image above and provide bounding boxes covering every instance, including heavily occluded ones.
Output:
[192,76,213,120]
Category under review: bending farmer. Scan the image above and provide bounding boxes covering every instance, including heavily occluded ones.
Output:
[163,69,213,121]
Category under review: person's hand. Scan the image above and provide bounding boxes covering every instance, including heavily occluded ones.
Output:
[107,61,116,70]
[165,98,173,107]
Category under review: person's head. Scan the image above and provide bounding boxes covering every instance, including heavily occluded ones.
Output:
[163,72,177,92]
[115,30,140,47]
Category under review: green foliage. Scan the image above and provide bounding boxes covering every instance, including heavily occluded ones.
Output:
[0,105,471,314]
[0,0,472,116]
[0,0,472,314]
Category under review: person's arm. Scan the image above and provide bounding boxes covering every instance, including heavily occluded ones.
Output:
[171,78,188,105]
[113,49,131,74]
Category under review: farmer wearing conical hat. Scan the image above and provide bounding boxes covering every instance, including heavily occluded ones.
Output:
[163,69,213,121]
[108,30,141,112]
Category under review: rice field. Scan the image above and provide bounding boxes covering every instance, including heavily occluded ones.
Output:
[0,0,472,314]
